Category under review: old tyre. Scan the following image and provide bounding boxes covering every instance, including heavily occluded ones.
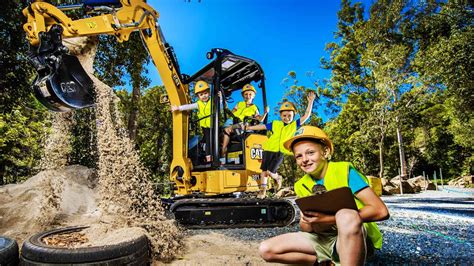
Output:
[0,236,19,266]
[20,226,150,265]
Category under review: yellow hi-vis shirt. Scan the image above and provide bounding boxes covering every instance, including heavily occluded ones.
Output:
[197,100,211,128]
[262,120,297,155]
[233,101,258,121]
[294,161,383,249]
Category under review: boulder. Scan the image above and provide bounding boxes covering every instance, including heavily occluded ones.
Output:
[388,176,419,194]
[408,176,425,188]
[463,175,473,184]
[383,185,399,195]
[448,175,473,188]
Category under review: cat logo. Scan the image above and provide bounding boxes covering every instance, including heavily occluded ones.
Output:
[250,144,263,160]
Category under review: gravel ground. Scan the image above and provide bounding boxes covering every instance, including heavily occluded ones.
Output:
[188,187,473,265]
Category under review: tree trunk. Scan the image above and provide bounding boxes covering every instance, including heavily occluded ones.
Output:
[378,135,384,179]
[395,115,407,178]
[378,108,386,179]
[128,84,140,141]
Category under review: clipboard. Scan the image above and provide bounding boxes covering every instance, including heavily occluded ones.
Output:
[295,187,358,214]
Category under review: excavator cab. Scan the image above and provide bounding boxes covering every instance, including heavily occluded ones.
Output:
[185,49,268,171]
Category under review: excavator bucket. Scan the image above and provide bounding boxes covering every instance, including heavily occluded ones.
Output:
[29,25,95,112]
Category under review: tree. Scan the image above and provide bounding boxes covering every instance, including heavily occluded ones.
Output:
[321,0,390,176]
[0,1,48,184]
[116,86,173,192]
[412,0,473,175]
[94,33,150,141]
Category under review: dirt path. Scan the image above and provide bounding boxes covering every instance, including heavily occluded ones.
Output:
[156,232,270,265]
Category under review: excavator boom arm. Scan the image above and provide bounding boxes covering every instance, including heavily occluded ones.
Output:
[23,0,193,187]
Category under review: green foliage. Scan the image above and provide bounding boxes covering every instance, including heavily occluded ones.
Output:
[412,1,473,155]
[280,71,324,126]
[118,86,173,190]
[94,32,150,140]
[68,109,98,168]
[94,32,150,90]
[0,100,49,184]
[1,1,34,109]
[0,1,50,184]
[317,0,472,179]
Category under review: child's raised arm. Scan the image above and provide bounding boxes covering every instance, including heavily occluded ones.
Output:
[300,91,316,124]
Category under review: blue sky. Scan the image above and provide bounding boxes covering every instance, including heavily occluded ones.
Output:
[143,0,365,121]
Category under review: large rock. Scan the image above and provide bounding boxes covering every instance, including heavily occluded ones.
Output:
[448,175,473,188]
[387,176,419,194]
[408,176,426,188]
[382,185,397,195]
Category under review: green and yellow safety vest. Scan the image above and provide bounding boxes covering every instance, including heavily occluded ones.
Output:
[197,100,211,128]
[234,101,258,121]
[294,161,383,249]
[262,120,297,155]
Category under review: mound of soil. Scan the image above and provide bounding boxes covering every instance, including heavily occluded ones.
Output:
[0,166,99,241]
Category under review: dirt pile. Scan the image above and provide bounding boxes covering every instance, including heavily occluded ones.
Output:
[0,37,183,262]
[92,73,184,261]
[0,166,99,241]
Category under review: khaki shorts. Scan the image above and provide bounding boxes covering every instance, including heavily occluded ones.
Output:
[300,226,372,264]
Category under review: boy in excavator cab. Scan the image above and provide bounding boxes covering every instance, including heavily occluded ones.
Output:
[23,0,296,228]
[221,83,269,164]
[171,80,214,163]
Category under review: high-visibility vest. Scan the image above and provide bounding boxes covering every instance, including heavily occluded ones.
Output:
[294,161,384,249]
[262,120,297,155]
[233,101,258,121]
[197,100,211,128]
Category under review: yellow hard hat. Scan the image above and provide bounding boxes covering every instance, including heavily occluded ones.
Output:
[283,126,334,155]
[279,101,296,113]
[242,84,256,95]
[194,80,210,94]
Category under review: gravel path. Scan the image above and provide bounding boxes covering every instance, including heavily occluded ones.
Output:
[188,188,474,265]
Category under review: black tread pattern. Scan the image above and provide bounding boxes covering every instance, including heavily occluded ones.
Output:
[20,226,150,264]
[171,197,296,228]
[0,236,19,266]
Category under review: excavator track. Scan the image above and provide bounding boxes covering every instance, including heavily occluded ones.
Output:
[170,197,296,229]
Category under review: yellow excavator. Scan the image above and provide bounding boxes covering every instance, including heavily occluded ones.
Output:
[23,0,295,228]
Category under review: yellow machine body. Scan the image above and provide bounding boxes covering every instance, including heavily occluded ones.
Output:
[175,133,269,195]
[23,0,295,228]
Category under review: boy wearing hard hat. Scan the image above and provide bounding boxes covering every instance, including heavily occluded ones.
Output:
[246,91,316,198]
[258,126,389,265]
[171,80,213,162]
[221,84,269,160]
